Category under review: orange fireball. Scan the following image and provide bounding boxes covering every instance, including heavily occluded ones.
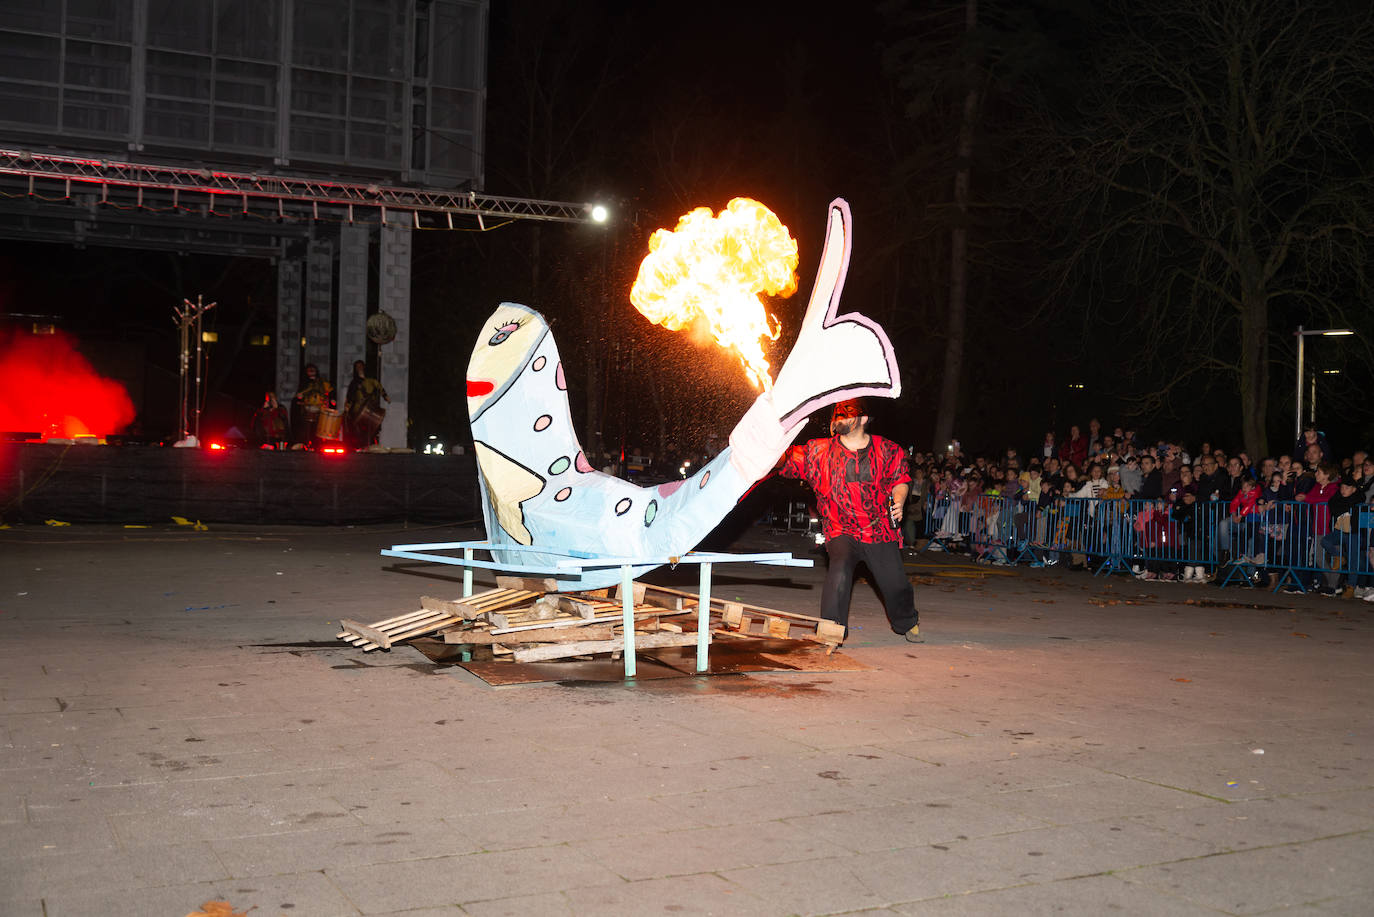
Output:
[630,198,798,390]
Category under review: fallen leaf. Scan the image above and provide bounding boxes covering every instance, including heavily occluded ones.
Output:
[186,901,251,917]
[1291,632,1310,638]
[1173,677,1192,683]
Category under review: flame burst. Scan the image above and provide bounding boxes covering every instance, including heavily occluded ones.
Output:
[630,198,798,390]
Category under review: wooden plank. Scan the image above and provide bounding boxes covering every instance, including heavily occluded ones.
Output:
[335,607,434,638]
[558,595,598,619]
[419,595,491,619]
[443,625,616,645]
[640,587,685,611]
[339,619,394,650]
[512,632,700,664]
[767,617,791,639]
[496,575,560,593]
[613,581,648,604]
[384,615,460,645]
[645,585,830,626]
[816,620,846,644]
[722,603,744,628]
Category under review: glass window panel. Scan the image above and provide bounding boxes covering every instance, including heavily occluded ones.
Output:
[147,0,211,52]
[215,0,279,60]
[0,81,59,128]
[145,96,211,143]
[291,67,347,116]
[348,76,400,123]
[292,0,347,70]
[430,1,480,89]
[428,86,474,131]
[65,0,132,42]
[214,104,275,151]
[290,113,345,158]
[0,7,62,34]
[214,59,277,107]
[63,40,130,92]
[0,32,60,82]
[348,120,396,164]
[427,129,474,176]
[146,49,211,99]
[62,88,129,135]
[351,1,402,78]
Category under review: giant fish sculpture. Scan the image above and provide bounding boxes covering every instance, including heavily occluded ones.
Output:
[466,198,899,590]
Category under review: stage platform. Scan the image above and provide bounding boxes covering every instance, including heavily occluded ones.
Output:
[0,443,480,525]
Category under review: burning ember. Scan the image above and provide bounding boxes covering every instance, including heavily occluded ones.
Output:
[0,329,134,439]
[630,197,798,390]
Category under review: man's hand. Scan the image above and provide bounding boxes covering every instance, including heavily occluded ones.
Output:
[889,500,904,524]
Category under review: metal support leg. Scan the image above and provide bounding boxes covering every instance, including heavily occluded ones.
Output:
[621,564,636,679]
[697,562,712,673]
[462,547,473,598]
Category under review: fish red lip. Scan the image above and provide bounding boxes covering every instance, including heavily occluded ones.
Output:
[467,378,495,398]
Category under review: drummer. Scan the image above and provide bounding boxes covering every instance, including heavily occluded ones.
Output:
[292,363,335,448]
[344,359,389,449]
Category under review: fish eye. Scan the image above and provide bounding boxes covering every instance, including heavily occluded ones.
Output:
[488,321,521,346]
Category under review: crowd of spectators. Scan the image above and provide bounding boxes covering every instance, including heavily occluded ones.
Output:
[901,419,1374,600]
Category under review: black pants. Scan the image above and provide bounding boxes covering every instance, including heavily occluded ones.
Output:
[821,535,920,634]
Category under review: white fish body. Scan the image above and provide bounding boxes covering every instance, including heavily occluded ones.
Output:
[466,198,899,590]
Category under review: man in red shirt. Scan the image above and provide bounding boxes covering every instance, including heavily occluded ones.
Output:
[778,399,923,643]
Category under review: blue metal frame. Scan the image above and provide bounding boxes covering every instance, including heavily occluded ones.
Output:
[381,540,813,679]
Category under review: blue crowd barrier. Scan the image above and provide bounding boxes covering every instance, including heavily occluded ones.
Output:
[916,492,1374,593]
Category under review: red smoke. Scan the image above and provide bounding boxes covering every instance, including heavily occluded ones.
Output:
[0,329,135,439]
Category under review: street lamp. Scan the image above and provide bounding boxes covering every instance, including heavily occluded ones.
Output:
[1294,325,1353,441]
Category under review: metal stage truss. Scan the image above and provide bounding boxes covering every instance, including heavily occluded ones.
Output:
[0,150,601,256]
[0,148,598,232]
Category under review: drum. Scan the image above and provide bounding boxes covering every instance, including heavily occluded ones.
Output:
[298,404,321,439]
[316,409,344,441]
[358,404,386,441]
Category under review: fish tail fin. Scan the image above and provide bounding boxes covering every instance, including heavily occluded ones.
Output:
[770,198,901,428]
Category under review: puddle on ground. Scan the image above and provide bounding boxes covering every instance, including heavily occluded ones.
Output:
[1186,599,1291,611]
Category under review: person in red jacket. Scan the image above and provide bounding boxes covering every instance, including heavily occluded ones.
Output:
[1059,424,1089,469]
[778,399,922,643]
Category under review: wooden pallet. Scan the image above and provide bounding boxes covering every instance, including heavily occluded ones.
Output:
[336,587,539,651]
[337,581,840,657]
[637,584,845,646]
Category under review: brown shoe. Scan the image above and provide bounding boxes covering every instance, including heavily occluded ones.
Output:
[904,624,924,643]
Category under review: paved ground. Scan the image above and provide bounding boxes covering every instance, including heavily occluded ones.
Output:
[1,521,1371,917]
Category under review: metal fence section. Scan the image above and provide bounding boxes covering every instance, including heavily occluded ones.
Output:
[917,492,1374,594]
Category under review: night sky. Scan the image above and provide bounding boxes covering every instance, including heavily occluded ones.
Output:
[1,0,1371,460]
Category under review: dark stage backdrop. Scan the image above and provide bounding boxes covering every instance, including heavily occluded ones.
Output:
[0,445,481,526]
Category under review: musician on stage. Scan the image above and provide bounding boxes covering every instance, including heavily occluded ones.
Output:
[344,359,389,449]
[292,363,334,447]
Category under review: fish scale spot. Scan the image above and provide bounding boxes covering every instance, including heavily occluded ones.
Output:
[533,415,552,432]
[615,498,632,516]
[555,362,566,390]
[532,355,547,371]
[644,500,658,527]
[575,451,594,473]
[555,487,572,502]
[548,456,571,475]
[699,470,711,488]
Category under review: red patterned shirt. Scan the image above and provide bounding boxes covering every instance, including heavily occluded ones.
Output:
[779,434,910,544]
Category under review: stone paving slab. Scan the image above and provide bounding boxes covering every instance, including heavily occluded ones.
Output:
[1,522,1371,916]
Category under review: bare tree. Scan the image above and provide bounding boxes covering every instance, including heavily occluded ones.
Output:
[1045,0,1374,457]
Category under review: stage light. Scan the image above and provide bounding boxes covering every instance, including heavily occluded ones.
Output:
[589,204,609,223]
[208,442,226,451]
[321,445,347,455]
[201,331,218,343]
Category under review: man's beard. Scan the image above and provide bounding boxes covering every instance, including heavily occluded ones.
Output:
[831,418,858,437]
